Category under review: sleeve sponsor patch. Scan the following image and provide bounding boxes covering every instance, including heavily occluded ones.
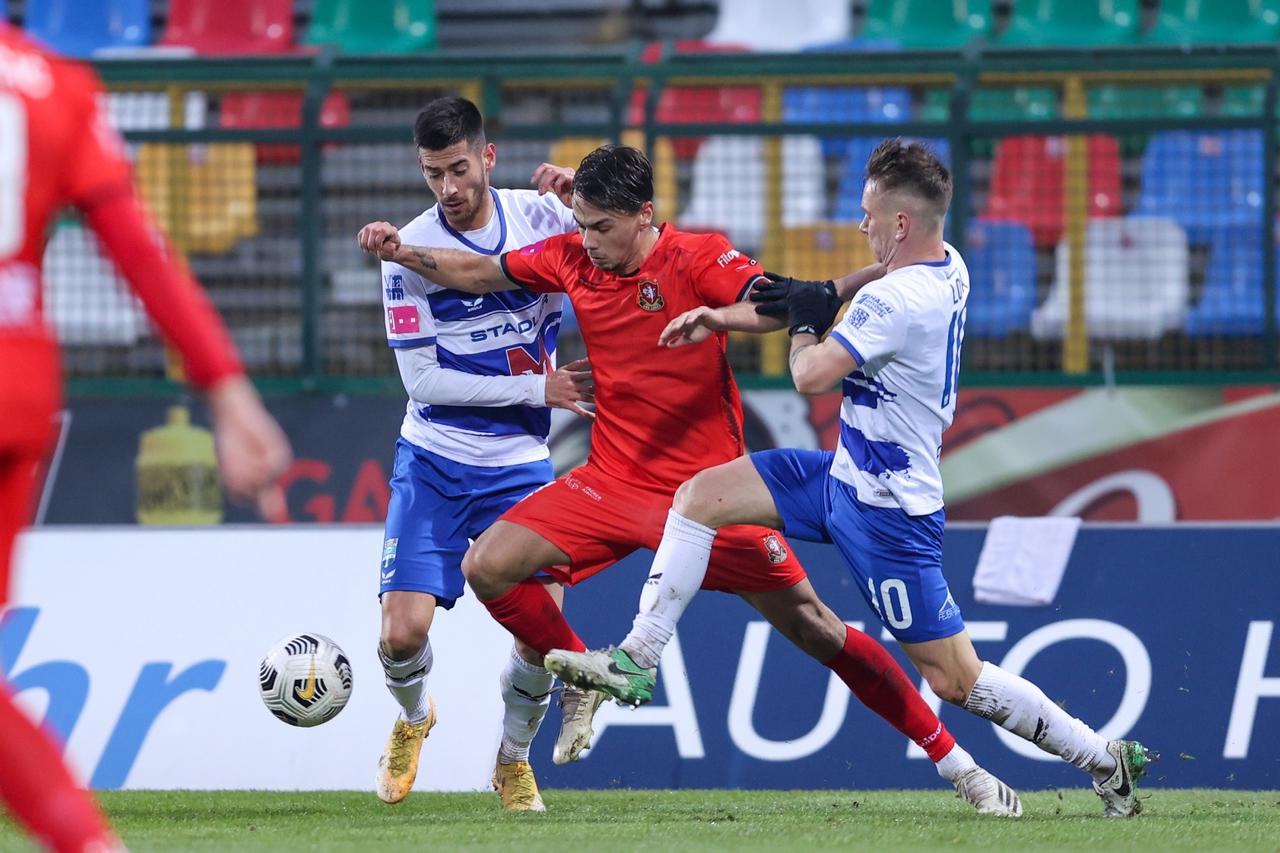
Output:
[387,305,421,335]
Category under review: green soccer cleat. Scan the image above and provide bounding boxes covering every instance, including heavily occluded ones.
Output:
[545,647,656,707]
[1093,739,1154,817]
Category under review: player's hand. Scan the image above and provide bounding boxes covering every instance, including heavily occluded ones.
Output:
[544,357,595,419]
[357,221,402,262]
[754,272,841,337]
[207,376,293,521]
[748,273,792,318]
[659,306,723,348]
[532,163,576,208]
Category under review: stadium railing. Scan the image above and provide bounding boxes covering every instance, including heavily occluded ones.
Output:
[66,44,1280,395]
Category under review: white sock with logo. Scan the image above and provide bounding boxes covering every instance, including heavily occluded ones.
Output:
[497,647,555,764]
[620,509,717,670]
[963,661,1116,779]
[933,742,978,783]
[380,639,433,724]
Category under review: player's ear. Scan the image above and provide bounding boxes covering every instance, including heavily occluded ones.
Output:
[482,142,497,171]
[639,200,654,228]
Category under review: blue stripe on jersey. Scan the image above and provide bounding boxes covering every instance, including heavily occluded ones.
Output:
[842,372,899,409]
[420,403,551,439]
[839,420,912,478]
[388,336,438,349]
[427,288,543,324]
[440,188,507,255]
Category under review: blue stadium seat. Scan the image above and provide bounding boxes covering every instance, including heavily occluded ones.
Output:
[24,0,150,57]
[782,86,912,159]
[1185,227,1268,336]
[834,137,951,222]
[1136,130,1264,245]
[962,220,1038,338]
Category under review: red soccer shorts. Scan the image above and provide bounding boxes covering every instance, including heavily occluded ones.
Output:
[498,464,807,592]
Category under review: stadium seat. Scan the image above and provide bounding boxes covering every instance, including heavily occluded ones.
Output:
[135,144,259,255]
[962,220,1038,338]
[997,0,1139,47]
[861,0,993,48]
[1143,0,1280,46]
[679,136,825,250]
[42,223,147,345]
[628,41,760,161]
[305,0,437,54]
[1031,217,1189,340]
[1135,131,1264,245]
[780,223,876,283]
[219,91,353,165]
[161,0,294,55]
[24,0,150,57]
[970,87,1058,121]
[704,0,853,50]
[1219,86,1279,117]
[833,137,951,222]
[782,86,912,158]
[1088,85,1203,118]
[1185,226,1268,336]
[983,134,1123,248]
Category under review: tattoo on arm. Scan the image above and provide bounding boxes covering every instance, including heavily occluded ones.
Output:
[411,247,438,271]
[789,341,816,375]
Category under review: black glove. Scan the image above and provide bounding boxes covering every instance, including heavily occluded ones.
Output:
[750,271,841,337]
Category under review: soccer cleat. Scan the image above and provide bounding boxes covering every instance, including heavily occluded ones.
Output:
[492,759,547,813]
[1093,739,1152,817]
[553,685,607,765]
[374,698,437,804]
[952,767,1023,817]
[545,647,655,706]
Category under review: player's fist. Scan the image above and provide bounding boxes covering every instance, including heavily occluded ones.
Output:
[531,163,575,208]
[357,221,402,261]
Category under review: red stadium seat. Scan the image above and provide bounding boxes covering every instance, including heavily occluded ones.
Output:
[983,135,1122,247]
[627,41,761,160]
[220,91,352,164]
[161,0,295,55]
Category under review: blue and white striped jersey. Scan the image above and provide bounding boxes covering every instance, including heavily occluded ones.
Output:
[827,242,969,516]
[381,187,577,466]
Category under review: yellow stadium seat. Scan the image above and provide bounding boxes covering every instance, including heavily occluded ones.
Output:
[781,223,876,282]
[136,143,258,255]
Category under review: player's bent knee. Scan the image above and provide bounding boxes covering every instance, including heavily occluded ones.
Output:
[379,622,427,661]
[923,668,970,705]
[672,470,725,527]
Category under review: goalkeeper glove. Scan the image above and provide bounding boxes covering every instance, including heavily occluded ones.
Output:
[750,271,841,337]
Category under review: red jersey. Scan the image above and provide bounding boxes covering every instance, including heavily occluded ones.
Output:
[501,225,763,490]
[0,24,241,416]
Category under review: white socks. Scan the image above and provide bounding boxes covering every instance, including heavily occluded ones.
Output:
[964,661,1116,779]
[620,510,716,669]
[497,647,554,764]
[380,639,434,724]
[934,743,978,783]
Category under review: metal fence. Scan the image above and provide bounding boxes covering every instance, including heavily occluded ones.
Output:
[61,46,1280,392]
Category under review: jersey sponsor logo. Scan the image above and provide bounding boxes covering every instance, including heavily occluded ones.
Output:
[520,238,550,255]
[716,249,741,268]
[856,293,894,317]
[470,318,536,342]
[383,274,405,301]
[0,44,53,98]
[848,307,870,330]
[637,279,665,312]
[763,533,788,564]
[460,296,485,311]
[937,590,960,622]
[387,305,420,335]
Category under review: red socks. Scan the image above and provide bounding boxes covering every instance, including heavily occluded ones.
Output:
[0,682,118,852]
[480,580,586,657]
[824,625,956,762]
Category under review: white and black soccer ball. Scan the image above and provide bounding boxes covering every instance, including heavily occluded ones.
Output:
[258,633,353,727]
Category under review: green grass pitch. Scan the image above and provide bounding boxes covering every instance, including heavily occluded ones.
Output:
[0,789,1276,851]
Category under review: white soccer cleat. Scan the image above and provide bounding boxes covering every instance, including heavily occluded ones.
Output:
[953,767,1023,817]
[553,684,607,765]
[1093,739,1152,817]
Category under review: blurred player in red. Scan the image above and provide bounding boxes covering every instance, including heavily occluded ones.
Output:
[358,145,1019,814]
[0,24,292,852]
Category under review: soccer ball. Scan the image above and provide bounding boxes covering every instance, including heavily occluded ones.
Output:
[258,633,353,727]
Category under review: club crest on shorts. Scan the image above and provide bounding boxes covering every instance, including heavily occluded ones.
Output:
[763,533,788,564]
[381,537,398,570]
[637,279,665,311]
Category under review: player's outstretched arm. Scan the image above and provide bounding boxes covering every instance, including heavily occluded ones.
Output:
[357,221,515,293]
[832,261,888,301]
[659,297,786,347]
